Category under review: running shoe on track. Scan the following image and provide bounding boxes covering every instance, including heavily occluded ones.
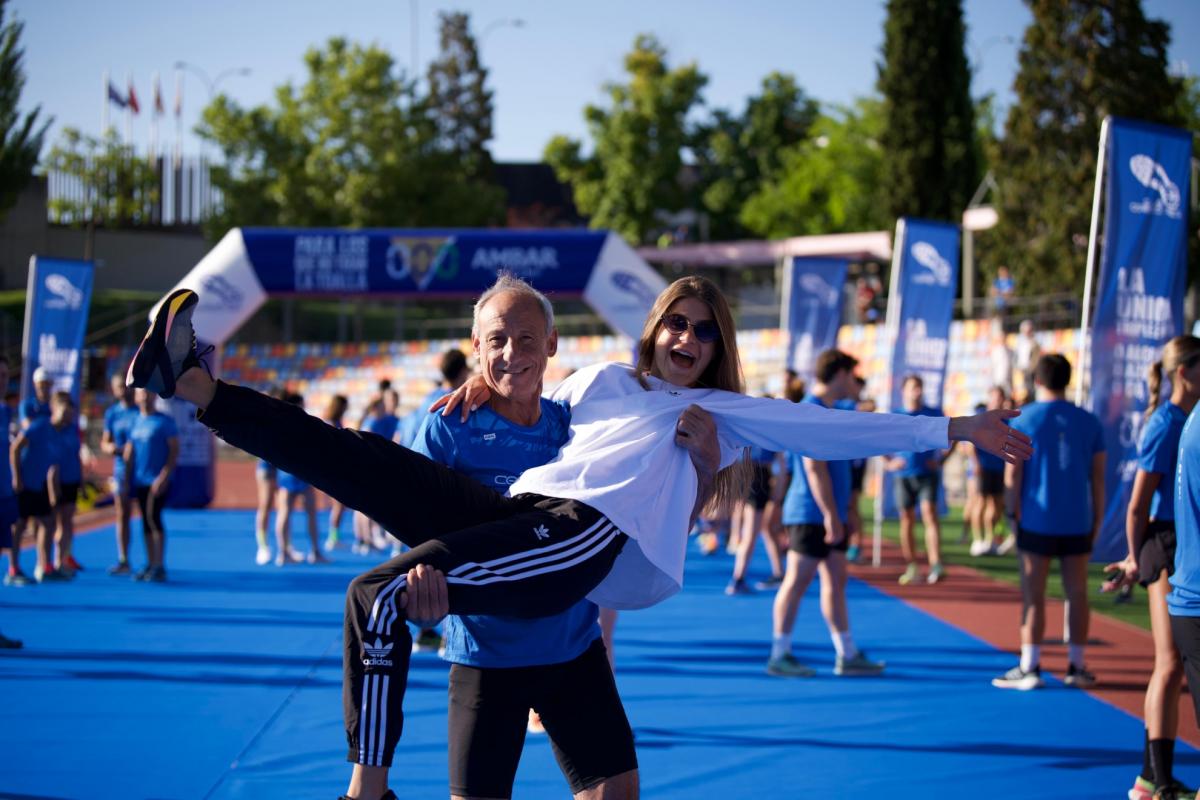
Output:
[991,664,1043,690]
[338,791,397,800]
[898,563,919,585]
[766,653,816,677]
[835,651,886,676]
[926,562,945,584]
[0,632,22,649]
[126,288,207,399]
[1064,663,1097,688]
[1151,780,1198,800]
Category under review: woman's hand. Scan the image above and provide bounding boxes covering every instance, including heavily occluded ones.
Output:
[675,405,720,478]
[430,375,491,422]
[1101,555,1139,593]
[949,409,1032,465]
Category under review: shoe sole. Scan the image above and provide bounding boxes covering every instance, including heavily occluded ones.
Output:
[991,677,1043,690]
[766,666,816,678]
[127,289,198,399]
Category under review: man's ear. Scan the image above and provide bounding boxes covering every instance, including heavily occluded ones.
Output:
[547,328,559,358]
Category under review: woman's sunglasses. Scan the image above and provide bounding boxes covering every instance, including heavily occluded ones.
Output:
[660,313,720,344]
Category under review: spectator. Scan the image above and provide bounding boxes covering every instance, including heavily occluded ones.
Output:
[20,366,52,427]
[0,357,23,587]
[101,375,139,574]
[990,265,1015,315]
[989,316,1013,393]
[275,394,329,566]
[125,388,179,582]
[11,401,61,582]
[48,392,83,575]
[1014,320,1042,402]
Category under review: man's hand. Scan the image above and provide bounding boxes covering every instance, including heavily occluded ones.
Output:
[675,405,720,478]
[1101,556,1139,593]
[151,475,168,498]
[949,409,1032,465]
[430,375,491,422]
[824,514,845,546]
[401,564,449,628]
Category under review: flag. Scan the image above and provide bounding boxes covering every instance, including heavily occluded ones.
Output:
[127,79,140,114]
[107,81,127,109]
[154,74,164,115]
[174,72,182,117]
[783,257,849,382]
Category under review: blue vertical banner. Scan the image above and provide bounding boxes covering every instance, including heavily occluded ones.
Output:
[1088,117,1191,562]
[880,219,960,519]
[784,257,850,381]
[20,257,94,406]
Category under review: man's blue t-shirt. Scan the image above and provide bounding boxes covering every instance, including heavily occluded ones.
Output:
[893,405,944,477]
[18,417,55,490]
[20,396,49,422]
[53,423,82,484]
[364,413,399,442]
[413,397,603,668]
[399,387,450,447]
[1140,402,1187,522]
[1169,409,1200,615]
[1009,399,1104,536]
[105,401,138,483]
[129,412,178,488]
[781,395,852,525]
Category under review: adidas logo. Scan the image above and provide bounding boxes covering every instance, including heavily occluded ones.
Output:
[533,524,550,541]
[362,637,394,668]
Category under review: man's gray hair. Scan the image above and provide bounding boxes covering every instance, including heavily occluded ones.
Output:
[472,273,555,336]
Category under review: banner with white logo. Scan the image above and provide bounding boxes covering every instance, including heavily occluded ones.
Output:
[20,257,94,406]
[1088,116,1191,562]
[783,257,849,381]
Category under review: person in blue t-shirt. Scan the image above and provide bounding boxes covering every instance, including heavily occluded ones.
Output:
[1104,336,1200,799]
[725,420,784,595]
[968,386,1014,557]
[19,366,53,427]
[274,393,329,566]
[839,375,875,563]
[885,374,951,585]
[767,350,885,679]
[352,389,402,557]
[48,392,84,576]
[993,354,1105,692]
[0,356,25,586]
[101,374,140,574]
[253,386,289,566]
[10,406,60,582]
[320,394,350,551]
[990,265,1015,314]
[404,279,654,800]
[124,388,179,582]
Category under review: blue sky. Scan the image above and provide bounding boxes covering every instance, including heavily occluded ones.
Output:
[14,0,1200,162]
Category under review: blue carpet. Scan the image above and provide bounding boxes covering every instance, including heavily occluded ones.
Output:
[0,509,1190,798]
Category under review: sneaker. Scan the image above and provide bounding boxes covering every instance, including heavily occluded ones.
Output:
[1130,775,1156,800]
[0,632,22,649]
[35,567,71,583]
[63,555,84,572]
[995,535,1016,556]
[306,550,330,564]
[991,664,1043,690]
[107,561,132,576]
[412,628,443,653]
[338,791,398,800]
[969,540,989,557]
[754,575,784,590]
[846,544,861,563]
[1151,779,1198,800]
[725,578,753,596]
[527,710,546,735]
[1064,663,1096,688]
[3,571,31,587]
[766,653,816,677]
[323,531,341,552]
[132,566,153,582]
[835,651,886,676]
[926,563,945,584]
[147,566,168,583]
[898,563,919,585]
[255,546,272,566]
[126,288,209,399]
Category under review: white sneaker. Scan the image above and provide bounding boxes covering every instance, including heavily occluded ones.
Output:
[255,546,272,566]
[995,536,1016,555]
[969,540,987,557]
[926,563,945,584]
[992,664,1043,690]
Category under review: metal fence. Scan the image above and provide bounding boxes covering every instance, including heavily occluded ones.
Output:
[46,155,221,228]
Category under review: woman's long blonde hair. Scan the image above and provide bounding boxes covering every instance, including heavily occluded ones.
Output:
[634,275,750,514]
[1147,335,1200,416]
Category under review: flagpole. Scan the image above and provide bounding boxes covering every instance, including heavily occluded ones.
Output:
[150,71,159,161]
[1075,116,1111,408]
[124,72,132,144]
[872,218,907,568]
[101,70,109,134]
[174,69,182,168]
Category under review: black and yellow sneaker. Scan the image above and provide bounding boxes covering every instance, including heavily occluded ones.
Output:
[126,288,209,399]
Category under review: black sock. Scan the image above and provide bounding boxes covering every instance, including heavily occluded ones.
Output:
[1149,737,1175,787]
[1142,730,1154,782]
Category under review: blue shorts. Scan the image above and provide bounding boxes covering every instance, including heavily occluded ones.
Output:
[277,471,309,494]
[256,459,277,480]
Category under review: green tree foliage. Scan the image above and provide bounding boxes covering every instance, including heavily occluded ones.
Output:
[0,0,48,223]
[426,11,494,177]
[740,98,889,238]
[44,127,158,227]
[544,35,707,244]
[983,0,1182,296]
[692,72,819,240]
[199,36,504,238]
[877,0,977,222]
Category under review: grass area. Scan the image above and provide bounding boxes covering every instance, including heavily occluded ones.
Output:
[871,500,1153,633]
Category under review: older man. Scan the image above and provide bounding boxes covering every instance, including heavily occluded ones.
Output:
[356,275,684,800]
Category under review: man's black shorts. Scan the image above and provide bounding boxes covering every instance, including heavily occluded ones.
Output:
[54,482,79,508]
[1017,528,1092,557]
[895,473,939,510]
[786,522,848,560]
[746,463,772,510]
[849,462,866,493]
[447,638,636,798]
[18,488,51,519]
[978,469,1005,497]
[1138,520,1177,587]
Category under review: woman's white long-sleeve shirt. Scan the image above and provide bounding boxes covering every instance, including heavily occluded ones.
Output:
[509,362,949,609]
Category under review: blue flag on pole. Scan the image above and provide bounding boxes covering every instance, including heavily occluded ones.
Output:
[20,257,94,407]
[1089,117,1191,562]
[784,257,849,382]
[880,219,959,519]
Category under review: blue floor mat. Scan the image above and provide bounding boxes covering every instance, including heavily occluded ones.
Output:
[0,509,1187,799]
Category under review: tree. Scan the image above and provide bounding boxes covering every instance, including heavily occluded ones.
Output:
[692,72,819,240]
[740,98,889,238]
[0,0,49,223]
[198,36,505,238]
[426,11,494,178]
[983,0,1183,297]
[544,35,707,244]
[876,0,977,222]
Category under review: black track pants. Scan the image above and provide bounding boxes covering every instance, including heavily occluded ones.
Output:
[200,381,627,766]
